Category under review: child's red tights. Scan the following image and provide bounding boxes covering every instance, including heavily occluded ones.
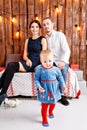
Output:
[41,103,55,125]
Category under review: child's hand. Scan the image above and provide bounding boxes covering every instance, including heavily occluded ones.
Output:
[39,86,45,93]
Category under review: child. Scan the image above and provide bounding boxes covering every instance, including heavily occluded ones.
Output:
[34,50,66,127]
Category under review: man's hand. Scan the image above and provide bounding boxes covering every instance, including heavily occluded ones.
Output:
[58,61,65,70]
[62,86,67,95]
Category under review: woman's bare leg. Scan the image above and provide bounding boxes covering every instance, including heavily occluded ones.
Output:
[18,62,27,72]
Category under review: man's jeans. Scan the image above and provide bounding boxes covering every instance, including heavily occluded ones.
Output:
[61,63,69,83]
[59,63,69,93]
[53,63,69,93]
[53,63,69,83]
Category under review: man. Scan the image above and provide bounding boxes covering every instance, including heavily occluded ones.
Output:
[42,17,71,106]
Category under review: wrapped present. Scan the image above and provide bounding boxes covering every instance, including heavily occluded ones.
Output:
[70,64,79,70]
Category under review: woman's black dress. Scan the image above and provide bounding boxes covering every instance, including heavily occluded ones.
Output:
[21,36,43,72]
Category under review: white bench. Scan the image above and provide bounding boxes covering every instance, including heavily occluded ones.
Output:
[0,68,81,98]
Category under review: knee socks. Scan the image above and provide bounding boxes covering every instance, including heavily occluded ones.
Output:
[0,62,19,95]
[49,104,55,116]
[41,103,48,125]
[41,103,55,125]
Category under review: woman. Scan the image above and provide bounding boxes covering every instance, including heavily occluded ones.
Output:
[0,20,47,105]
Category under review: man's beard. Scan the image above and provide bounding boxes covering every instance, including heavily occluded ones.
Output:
[46,30,52,36]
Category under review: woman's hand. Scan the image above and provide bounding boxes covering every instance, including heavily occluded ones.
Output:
[26,59,32,67]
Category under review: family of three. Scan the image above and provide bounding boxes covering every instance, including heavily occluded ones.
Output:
[0,17,78,126]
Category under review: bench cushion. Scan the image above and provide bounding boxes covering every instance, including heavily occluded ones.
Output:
[0,68,80,98]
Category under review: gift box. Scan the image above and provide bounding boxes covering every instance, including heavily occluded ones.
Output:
[0,67,5,72]
[70,64,79,70]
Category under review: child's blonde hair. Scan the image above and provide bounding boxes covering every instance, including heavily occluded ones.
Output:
[40,50,53,59]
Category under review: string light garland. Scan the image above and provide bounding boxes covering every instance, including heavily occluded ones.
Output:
[0,13,2,22]
[74,24,81,31]
[54,6,60,13]
[11,15,16,23]
[16,29,20,38]
[0,0,82,40]
[40,0,44,3]
[34,14,39,21]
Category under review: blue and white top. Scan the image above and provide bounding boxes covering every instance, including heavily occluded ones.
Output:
[34,65,65,104]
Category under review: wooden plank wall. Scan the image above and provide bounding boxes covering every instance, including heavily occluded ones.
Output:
[0,0,87,79]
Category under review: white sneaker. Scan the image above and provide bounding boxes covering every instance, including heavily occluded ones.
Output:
[4,98,21,108]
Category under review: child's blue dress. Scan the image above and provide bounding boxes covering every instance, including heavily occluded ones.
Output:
[34,65,65,104]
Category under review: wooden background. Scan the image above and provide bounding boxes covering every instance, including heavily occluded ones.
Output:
[0,0,87,79]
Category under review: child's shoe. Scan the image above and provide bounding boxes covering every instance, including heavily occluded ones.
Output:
[42,120,49,127]
[4,98,21,108]
[42,123,49,127]
[49,115,54,119]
